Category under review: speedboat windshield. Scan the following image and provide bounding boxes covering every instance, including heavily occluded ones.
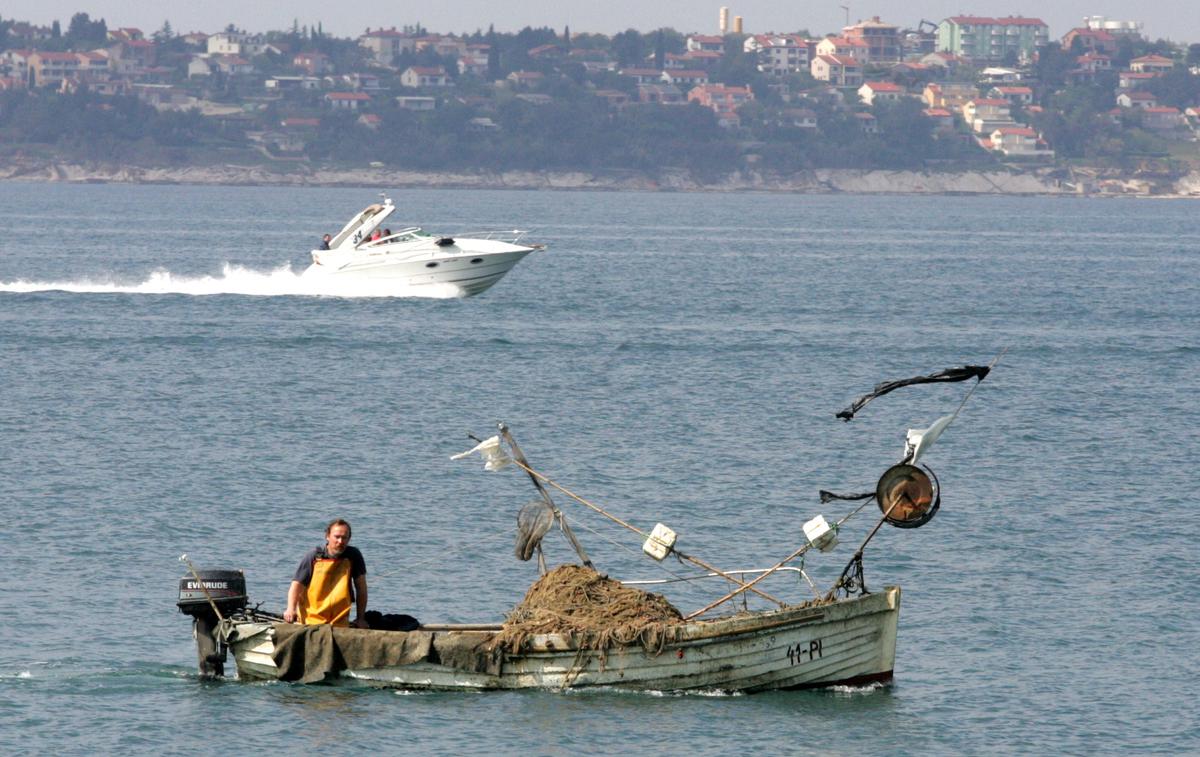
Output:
[329,201,397,249]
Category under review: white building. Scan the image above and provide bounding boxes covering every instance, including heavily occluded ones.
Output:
[858,81,904,106]
[989,126,1051,158]
[207,32,269,57]
[400,66,452,88]
[743,34,809,77]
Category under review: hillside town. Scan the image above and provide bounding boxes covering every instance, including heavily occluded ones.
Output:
[2,8,1200,186]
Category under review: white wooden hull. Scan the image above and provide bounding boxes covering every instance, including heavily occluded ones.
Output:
[225,587,899,693]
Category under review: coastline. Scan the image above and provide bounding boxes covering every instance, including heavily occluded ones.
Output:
[2,160,1199,197]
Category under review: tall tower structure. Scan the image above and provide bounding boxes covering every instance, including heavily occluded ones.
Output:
[734,16,743,34]
[719,7,730,34]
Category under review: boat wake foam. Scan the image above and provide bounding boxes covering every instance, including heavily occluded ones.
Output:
[0,263,463,299]
[829,681,886,696]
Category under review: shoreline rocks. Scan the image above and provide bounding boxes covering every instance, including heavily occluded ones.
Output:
[2,160,1198,197]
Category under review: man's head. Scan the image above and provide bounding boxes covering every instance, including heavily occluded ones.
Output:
[323,233,332,242]
[325,518,352,556]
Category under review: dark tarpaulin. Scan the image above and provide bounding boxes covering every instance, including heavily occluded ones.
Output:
[271,623,501,683]
[836,365,990,421]
[272,623,433,683]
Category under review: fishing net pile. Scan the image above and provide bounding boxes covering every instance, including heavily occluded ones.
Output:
[490,565,684,656]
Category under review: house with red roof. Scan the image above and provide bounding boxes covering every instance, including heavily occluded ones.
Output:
[107,27,144,42]
[688,84,753,127]
[620,68,664,86]
[103,38,156,75]
[781,107,818,129]
[815,36,869,62]
[401,66,452,88]
[842,16,902,64]
[458,44,491,77]
[265,76,320,92]
[989,85,1033,106]
[662,69,709,88]
[358,28,415,66]
[675,50,723,69]
[989,125,1051,158]
[744,34,810,77]
[1061,28,1117,55]
[963,98,1014,133]
[415,35,467,58]
[923,82,979,110]
[325,91,371,110]
[1075,53,1112,73]
[212,55,254,76]
[920,51,968,71]
[592,89,630,108]
[636,83,684,104]
[686,35,725,54]
[27,52,81,87]
[923,108,955,130]
[1117,91,1158,109]
[1129,55,1175,74]
[0,49,35,85]
[6,22,53,44]
[858,81,903,106]
[891,61,932,80]
[1140,106,1185,130]
[1118,71,1161,90]
[293,52,331,76]
[854,111,878,134]
[811,54,862,88]
[527,44,564,60]
[505,70,544,89]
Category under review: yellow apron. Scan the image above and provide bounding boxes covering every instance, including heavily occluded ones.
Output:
[300,557,353,626]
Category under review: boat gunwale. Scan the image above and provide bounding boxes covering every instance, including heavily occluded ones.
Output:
[224,585,897,654]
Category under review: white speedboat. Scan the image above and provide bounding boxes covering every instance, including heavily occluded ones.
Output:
[303,196,542,296]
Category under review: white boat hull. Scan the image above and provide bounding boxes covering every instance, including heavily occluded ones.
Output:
[305,237,536,297]
[224,587,900,693]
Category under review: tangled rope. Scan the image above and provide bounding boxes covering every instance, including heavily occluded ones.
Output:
[489,565,684,658]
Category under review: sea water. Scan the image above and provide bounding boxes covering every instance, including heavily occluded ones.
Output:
[0,184,1197,755]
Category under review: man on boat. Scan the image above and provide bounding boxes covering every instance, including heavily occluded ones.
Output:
[283,519,369,628]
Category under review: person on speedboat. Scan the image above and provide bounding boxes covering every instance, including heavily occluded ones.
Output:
[319,233,331,250]
[283,519,369,628]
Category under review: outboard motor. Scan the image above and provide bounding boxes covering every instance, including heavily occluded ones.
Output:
[177,569,247,678]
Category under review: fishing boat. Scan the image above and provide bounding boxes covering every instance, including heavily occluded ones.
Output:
[301,195,542,296]
[215,586,899,691]
[177,360,998,693]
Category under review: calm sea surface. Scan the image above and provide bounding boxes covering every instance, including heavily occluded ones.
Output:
[0,184,1197,755]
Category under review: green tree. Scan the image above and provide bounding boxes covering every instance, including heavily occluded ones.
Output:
[873,98,935,163]
[1033,44,1073,91]
[1146,67,1200,108]
[66,13,107,47]
[153,20,174,43]
[611,29,645,67]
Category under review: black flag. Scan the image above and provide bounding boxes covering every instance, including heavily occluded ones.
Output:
[837,365,990,421]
